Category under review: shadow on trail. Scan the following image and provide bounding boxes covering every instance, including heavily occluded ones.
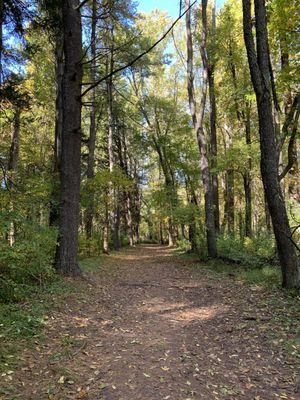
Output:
[3,245,297,400]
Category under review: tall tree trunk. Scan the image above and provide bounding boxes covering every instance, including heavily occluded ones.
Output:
[207,0,219,233]
[102,199,109,254]
[121,130,134,246]
[7,108,20,246]
[106,30,120,250]
[243,172,252,236]
[85,0,97,240]
[229,56,253,238]
[49,36,63,227]
[242,0,299,288]
[185,0,217,257]
[244,104,252,237]
[55,0,83,275]
[125,193,134,246]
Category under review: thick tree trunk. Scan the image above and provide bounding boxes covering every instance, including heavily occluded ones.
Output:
[55,0,83,275]
[85,0,97,240]
[49,36,63,227]
[185,0,217,257]
[243,0,299,288]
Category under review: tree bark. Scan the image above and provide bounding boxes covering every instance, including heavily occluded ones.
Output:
[185,0,217,257]
[243,172,252,237]
[106,27,120,250]
[55,0,83,275]
[244,104,252,237]
[242,0,299,288]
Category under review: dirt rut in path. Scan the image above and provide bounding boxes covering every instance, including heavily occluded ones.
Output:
[2,245,298,399]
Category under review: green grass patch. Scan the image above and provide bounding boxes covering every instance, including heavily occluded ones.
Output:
[284,337,300,359]
[176,249,282,288]
[238,266,281,285]
[0,279,73,373]
[79,256,103,272]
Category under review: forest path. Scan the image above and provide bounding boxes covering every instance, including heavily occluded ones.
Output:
[3,245,298,399]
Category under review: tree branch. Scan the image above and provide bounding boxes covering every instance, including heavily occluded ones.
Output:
[80,0,198,98]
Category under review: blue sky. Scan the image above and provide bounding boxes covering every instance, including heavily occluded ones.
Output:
[137,0,225,17]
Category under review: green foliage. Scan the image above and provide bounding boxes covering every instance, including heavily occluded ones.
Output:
[78,233,102,258]
[0,219,57,303]
[176,238,191,253]
[217,234,278,267]
[0,279,73,373]
[239,266,281,286]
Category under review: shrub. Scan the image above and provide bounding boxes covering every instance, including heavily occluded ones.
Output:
[0,224,57,303]
[176,238,191,252]
[217,234,277,268]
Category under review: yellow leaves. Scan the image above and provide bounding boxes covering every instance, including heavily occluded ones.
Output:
[161,366,169,371]
[279,394,289,399]
[57,375,65,384]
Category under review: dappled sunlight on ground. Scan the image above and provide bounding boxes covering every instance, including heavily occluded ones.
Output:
[140,297,225,323]
[2,245,298,400]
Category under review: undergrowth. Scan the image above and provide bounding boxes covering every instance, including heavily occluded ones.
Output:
[0,279,73,373]
[176,249,282,288]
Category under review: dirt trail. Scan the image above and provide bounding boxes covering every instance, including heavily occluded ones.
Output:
[2,245,298,399]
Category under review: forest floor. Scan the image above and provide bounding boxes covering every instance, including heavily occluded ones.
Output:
[1,245,299,400]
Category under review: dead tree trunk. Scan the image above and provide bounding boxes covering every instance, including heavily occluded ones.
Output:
[242,0,299,288]
[55,0,83,275]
